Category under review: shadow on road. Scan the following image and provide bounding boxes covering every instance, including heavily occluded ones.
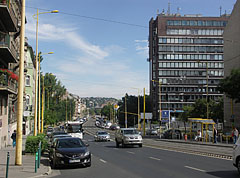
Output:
[206,170,239,178]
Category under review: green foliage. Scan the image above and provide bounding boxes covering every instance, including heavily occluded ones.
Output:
[118,94,152,127]
[218,68,240,103]
[42,73,75,125]
[25,134,48,153]
[101,104,114,119]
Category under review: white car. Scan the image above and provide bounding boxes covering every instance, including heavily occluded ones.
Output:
[115,128,142,148]
[233,137,240,174]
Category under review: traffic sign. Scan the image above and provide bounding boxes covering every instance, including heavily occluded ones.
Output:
[162,110,170,118]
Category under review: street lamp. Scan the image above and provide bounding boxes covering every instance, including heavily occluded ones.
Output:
[15,0,26,165]
[152,80,162,138]
[38,52,54,133]
[39,53,54,133]
[33,9,58,136]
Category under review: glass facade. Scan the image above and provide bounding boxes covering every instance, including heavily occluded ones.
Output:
[167,20,227,27]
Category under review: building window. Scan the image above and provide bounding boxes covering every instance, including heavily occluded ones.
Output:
[3,98,7,115]
[26,75,30,86]
[26,95,30,106]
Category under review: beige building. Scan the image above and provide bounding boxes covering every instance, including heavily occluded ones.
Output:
[223,0,240,131]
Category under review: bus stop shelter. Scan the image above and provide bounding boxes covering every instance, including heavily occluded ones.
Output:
[188,118,216,142]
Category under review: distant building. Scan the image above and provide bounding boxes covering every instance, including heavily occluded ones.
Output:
[223,0,240,130]
[149,11,228,121]
[23,42,36,135]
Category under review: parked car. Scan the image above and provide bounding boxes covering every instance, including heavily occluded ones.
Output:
[162,129,182,139]
[48,134,72,147]
[146,129,158,136]
[110,124,120,130]
[49,131,68,140]
[49,137,91,168]
[115,128,142,148]
[47,127,54,137]
[233,137,240,174]
[94,131,110,142]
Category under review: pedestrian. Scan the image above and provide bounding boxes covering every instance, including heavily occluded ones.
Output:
[213,127,217,143]
[11,130,16,148]
[195,130,201,141]
[233,127,239,144]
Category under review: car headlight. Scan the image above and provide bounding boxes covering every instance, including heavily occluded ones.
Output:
[124,136,129,140]
[84,151,90,156]
[138,136,142,139]
[56,153,64,158]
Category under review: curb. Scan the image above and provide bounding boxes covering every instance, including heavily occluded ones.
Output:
[155,139,233,148]
[28,159,52,178]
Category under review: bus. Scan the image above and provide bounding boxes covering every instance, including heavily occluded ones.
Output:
[65,121,84,139]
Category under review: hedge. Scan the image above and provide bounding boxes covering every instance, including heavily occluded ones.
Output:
[25,134,48,153]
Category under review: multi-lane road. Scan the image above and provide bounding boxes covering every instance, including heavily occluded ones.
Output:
[49,118,238,178]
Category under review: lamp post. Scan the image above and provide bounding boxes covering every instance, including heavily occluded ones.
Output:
[152,80,162,138]
[15,0,25,165]
[125,93,127,128]
[33,9,58,136]
[38,52,53,133]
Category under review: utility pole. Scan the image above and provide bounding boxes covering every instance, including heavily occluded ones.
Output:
[159,81,162,139]
[138,90,140,130]
[41,76,44,133]
[33,9,39,136]
[143,88,146,136]
[15,0,25,165]
[38,53,41,133]
[66,98,67,122]
[125,94,127,128]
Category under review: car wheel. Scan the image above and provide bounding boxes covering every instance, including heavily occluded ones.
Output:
[122,140,125,148]
[139,144,142,147]
[86,161,91,167]
[116,141,119,148]
[237,158,240,174]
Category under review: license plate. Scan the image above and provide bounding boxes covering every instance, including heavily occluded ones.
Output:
[69,159,80,163]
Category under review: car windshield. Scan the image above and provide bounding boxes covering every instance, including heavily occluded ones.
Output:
[123,130,138,135]
[57,139,84,148]
[98,132,108,135]
[67,125,82,133]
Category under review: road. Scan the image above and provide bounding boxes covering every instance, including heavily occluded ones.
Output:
[49,119,238,178]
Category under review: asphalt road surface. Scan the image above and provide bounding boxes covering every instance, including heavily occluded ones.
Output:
[49,134,238,178]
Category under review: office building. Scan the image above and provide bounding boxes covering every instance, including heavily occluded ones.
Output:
[149,11,228,121]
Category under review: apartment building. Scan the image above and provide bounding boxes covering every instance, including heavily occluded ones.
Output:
[223,0,240,130]
[149,12,228,121]
[0,0,21,148]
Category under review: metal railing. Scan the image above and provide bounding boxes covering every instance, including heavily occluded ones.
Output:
[0,0,20,31]
[0,73,18,93]
[0,32,18,61]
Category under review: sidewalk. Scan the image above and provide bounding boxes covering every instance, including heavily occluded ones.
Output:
[0,135,51,178]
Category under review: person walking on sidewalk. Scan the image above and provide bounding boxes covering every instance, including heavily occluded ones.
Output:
[233,127,239,144]
[11,130,16,148]
[213,127,217,143]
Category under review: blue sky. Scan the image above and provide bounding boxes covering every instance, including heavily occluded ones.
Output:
[25,0,236,99]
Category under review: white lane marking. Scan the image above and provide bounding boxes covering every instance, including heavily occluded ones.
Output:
[113,148,119,150]
[149,157,161,161]
[100,159,107,163]
[184,166,206,172]
[126,151,135,154]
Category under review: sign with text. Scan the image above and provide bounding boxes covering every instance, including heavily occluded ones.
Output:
[161,110,170,119]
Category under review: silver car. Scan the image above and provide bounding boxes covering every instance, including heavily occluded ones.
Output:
[94,131,110,142]
[115,128,142,148]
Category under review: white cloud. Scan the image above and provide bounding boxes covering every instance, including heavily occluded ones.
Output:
[135,39,148,57]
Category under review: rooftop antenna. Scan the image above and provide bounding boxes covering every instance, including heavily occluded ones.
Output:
[177,7,181,14]
[220,6,222,16]
[167,2,171,15]
[157,9,159,15]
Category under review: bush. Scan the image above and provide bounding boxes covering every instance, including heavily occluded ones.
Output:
[25,134,48,153]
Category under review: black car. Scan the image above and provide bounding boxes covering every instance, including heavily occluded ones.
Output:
[49,137,91,168]
[162,129,182,139]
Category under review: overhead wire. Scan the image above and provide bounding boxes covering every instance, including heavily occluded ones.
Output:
[25,6,148,28]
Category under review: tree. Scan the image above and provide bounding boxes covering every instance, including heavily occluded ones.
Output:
[218,68,240,103]
[179,105,193,134]
[101,103,114,120]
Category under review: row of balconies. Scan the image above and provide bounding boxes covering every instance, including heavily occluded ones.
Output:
[0,32,19,63]
[0,0,21,32]
[0,71,18,94]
